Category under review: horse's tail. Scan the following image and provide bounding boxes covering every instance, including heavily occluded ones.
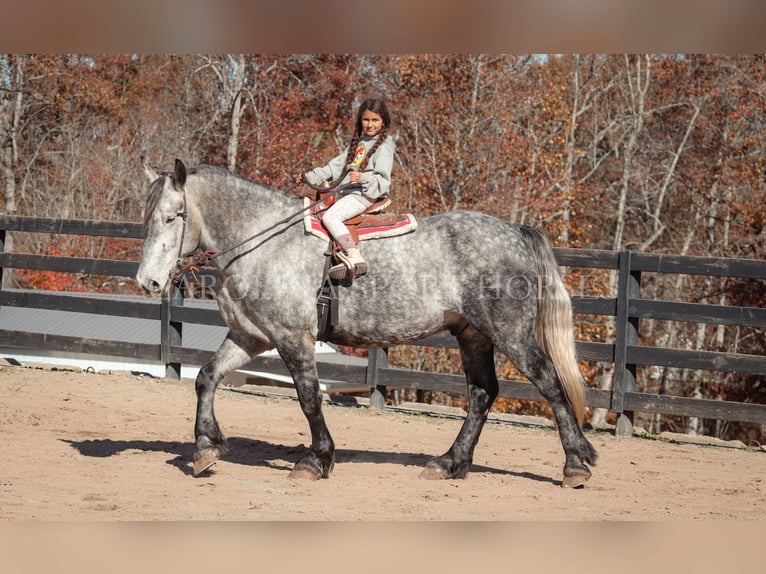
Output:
[519,226,586,428]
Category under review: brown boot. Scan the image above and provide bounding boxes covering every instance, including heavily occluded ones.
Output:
[329,247,368,280]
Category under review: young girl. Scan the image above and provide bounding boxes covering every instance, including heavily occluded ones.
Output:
[299,97,395,279]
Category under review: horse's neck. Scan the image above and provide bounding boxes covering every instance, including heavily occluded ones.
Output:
[191,177,297,254]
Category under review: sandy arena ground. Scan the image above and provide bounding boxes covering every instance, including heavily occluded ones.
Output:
[1,364,765,521]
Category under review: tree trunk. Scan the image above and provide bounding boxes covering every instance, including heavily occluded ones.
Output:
[590,56,651,428]
[227,54,247,173]
[1,55,24,289]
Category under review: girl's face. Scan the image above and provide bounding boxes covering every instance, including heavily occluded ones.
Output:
[360,109,384,137]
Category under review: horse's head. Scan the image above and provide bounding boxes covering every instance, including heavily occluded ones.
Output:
[136,158,200,296]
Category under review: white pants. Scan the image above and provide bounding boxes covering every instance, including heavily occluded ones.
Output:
[322,193,368,245]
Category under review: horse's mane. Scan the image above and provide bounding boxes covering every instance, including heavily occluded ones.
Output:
[186,164,231,180]
[142,175,166,230]
[142,164,293,230]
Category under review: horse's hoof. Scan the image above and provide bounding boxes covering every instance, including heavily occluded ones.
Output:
[192,451,219,477]
[561,473,590,488]
[419,465,449,480]
[288,467,322,480]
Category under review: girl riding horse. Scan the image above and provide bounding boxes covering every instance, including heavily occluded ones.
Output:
[298,97,396,280]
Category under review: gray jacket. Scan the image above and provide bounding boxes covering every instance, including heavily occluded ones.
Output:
[304,135,396,206]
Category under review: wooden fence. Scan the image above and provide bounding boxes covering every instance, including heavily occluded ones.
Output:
[1,214,765,437]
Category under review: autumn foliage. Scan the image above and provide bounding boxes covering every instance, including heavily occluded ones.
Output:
[2,54,765,440]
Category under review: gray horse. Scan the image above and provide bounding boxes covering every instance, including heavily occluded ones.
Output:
[136,159,597,487]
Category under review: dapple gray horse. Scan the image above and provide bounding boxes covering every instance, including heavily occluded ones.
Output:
[136,159,597,487]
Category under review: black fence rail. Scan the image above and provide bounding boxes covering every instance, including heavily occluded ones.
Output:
[1,214,765,437]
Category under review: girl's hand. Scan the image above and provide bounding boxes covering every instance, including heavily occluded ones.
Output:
[348,171,361,183]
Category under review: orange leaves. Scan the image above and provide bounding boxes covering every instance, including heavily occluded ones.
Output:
[14,235,140,293]
[17,269,86,293]
[8,53,765,260]
[7,54,766,281]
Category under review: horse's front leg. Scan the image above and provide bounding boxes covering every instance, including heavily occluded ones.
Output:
[193,332,269,476]
[276,331,335,479]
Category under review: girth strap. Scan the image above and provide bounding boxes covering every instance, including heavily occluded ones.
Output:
[316,241,339,341]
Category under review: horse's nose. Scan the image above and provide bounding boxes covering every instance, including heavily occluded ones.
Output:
[146,280,162,294]
[136,275,162,295]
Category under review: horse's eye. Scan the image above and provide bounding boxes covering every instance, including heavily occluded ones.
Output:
[165,215,177,224]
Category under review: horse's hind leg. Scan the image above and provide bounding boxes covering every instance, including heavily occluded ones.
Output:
[498,335,597,487]
[276,331,335,480]
[421,325,498,480]
[193,332,269,476]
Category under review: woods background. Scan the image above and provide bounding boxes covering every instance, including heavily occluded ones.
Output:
[1,54,765,441]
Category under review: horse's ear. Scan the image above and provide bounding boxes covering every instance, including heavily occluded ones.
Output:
[173,159,187,191]
[141,156,159,182]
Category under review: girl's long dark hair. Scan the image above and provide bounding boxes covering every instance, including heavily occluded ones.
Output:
[344,98,391,170]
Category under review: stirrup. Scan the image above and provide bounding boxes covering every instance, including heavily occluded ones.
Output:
[328,261,350,281]
[329,250,368,280]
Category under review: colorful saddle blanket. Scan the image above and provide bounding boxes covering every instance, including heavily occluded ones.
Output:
[303,196,418,242]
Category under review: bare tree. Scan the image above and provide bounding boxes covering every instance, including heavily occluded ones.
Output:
[1,55,27,287]
[196,55,249,173]
[1,54,24,215]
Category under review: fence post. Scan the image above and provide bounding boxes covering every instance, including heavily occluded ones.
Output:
[0,224,11,290]
[0,227,5,293]
[611,250,641,437]
[367,347,388,410]
[161,283,183,379]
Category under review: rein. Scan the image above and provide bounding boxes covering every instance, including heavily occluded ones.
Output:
[170,170,351,283]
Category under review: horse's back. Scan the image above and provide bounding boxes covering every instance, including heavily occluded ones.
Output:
[366,210,539,280]
[330,210,542,346]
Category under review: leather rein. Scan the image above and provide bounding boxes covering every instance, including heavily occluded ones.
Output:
[169,170,351,285]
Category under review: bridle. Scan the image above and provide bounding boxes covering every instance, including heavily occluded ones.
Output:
[159,171,194,285]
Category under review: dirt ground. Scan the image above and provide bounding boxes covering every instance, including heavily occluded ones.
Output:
[2,364,765,521]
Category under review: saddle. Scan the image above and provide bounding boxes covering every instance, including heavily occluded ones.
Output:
[302,191,417,247]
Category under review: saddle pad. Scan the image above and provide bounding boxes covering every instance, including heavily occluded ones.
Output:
[303,198,418,241]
